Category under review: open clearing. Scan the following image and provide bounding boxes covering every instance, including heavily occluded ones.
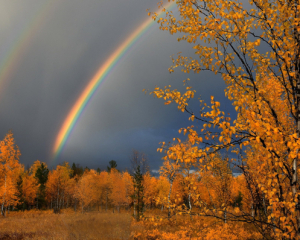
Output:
[0,210,132,240]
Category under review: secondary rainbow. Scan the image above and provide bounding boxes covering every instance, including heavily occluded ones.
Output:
[53,1,176,159]
[0,0,59,92]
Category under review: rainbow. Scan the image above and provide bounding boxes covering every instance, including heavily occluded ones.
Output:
[53,1,176,159]
[0,0,59,93]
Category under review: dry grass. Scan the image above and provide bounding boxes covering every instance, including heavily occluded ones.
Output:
[130,209,263,240]
[0,209,132,240]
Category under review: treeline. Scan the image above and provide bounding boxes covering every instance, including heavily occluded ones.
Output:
[0,131,249,221]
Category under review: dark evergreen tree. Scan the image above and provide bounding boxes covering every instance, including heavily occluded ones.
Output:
[35,163,49,209]
[234,191,243,208]
[16,175,26,211]
[107,160,117,172]
[71,163,76,177]
[71,163,84,177]
[132,165,144,221]
[97,168,101,173]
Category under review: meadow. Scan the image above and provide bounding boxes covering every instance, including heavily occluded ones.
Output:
[0,208,263,240]
[0,209,132,240]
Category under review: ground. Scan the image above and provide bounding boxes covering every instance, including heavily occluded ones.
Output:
[0,209,132,240]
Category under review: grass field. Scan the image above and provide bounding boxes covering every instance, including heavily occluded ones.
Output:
[0,208,262,240]
[0,209,132,240]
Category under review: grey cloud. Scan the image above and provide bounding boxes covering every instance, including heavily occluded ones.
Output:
[0,0,233,171]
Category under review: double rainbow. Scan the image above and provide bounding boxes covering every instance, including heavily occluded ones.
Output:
[53,1,176,159]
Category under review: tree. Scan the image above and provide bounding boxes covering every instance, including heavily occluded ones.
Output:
[156,176,170,211]
[16,174,25,211]
[75,170,99,213]
[21,171,38,209]
[45,162,72,213]
[143,172,157,209]
[130,150,148,218]
[203,154,234,223]
[35,162,49,209]
[109,169,127,212]
[84,166,90,173]
[99,171,110,211]
[160,151,181,218]
[71,163,83,177]
[122,171,134,209]
[170,175,185,207]
[107,160,117,172]
[0,131,22,216]
[132,165,144,221]
[130,150,149,175]
[149,0,300,238]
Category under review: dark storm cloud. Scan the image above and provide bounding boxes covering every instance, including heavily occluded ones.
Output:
[0,0,232,171]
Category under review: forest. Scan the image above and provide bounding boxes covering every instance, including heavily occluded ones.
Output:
[0,131,261,239]
[2,0,300,239]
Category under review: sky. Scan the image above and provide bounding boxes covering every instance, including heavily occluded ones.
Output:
[0,0,233,172]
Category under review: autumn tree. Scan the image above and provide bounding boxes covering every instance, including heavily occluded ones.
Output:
[202,153,234,222]
[75,169,99,213]
[109,168,127,212]
[160,151,181,218]
[21,170,38,209]
[0,131,22,216]
[170,175,185,207]
[45,162,72,213]
[156,176,170,211]
[122,171,134,210]
[99,171,110,211]
[143,172,157,209]
[16,174,25,211]
[148,0,300,238]
[65,176,77,210]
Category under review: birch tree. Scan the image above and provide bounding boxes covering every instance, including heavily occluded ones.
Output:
[149,0,300,238]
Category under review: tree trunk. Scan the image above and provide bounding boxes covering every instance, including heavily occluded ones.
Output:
[59,196,62,210]
[36,193,39,209]
[167,178,174,219]
[1,202,4,217]
[1,175,6,217]
[56,184,59,209]
[293,10,300,236]
[134,199,136,218]
[106,191,108,212]
[188,192,192,220]
[262,193,267,217]
[134,200,136,218]
[62,194,65,209]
